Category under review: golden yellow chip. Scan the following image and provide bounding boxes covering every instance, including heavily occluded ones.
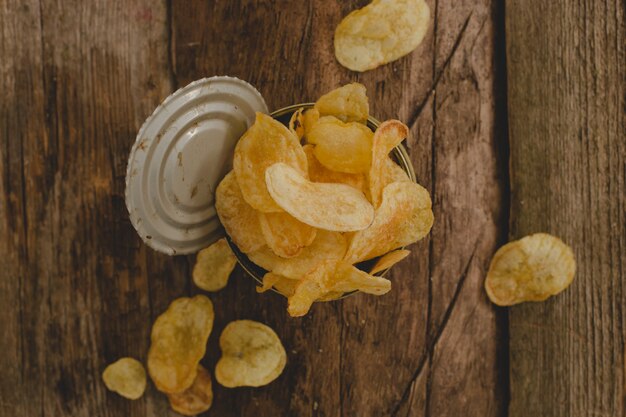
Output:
[167,365,213,416]
[302,108,320,137]
[370,249,411,275]
[265,162,374,232]
[345,181,433,264]
[257,272,299,296]
[288,108,305,140]
[233,112,308,212]
[303,144,368,195]
[215,320,287,387]
[258,211,317,258]
[334,0,431,72]
[215,171,265,253]
[288,260,391,316]
[384,156,411,183]
[308,116,374,174]
[147,295,214,394]
[314,83,369,123]
[248,230,347,279]
[485,233,576,306]
[192,238,237,292]
[102,357,146,400]
[369,120,409,207]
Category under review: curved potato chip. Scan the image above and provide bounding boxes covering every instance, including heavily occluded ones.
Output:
[334,0,431,72]
[265,163,374,232]
[370,249,411,275]
[257,272,299,296]
[233,112,308,212]
[384,156,411,183]
[308,116,374,174]
[288,260,391,316]
[248,230,347,279]
[167,365,213,416]
[215,320,287,387]
[369,120,409,207]
[148,295,214,394]
[314,83,369,123]
[258,211,317,258]
[485,233,576,306]
[215,171,265,253]
[345,181,433,263]
[288,108,305,140]
[102,357,146,400]
[303,144,368,196]
[192,238,237,292]
[302,108,320,137]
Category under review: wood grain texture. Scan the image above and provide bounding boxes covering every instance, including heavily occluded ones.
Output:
[506,0,626,416]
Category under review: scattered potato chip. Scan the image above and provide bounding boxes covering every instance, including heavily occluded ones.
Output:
[215,171,265,253]
[148,295,214,394]
[102,357,146,400]
[302,108,320,137]
[257,272,299,296]
[303,144,368,196]
[288,108,305,139]
[215,320,287,387]
[233,112,308,212]
[192,238,237,292]
[265,163,374,232]
[288,260,391,316]
[334,0,431,72]
[314,83,369,123]
[345,181,433,263]
[258,211,317,258]
[369,120,409,207]
[308,116,374,174]
[248,230,347,279]
[167,365,213,416]
[485,233,576,306]
[370,249,411,275]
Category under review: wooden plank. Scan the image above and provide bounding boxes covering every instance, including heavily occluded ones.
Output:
[506,0,626,416]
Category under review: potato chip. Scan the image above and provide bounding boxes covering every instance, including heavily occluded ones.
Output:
[215,171,265,253]
[248,230,347,279]
[192,238,237,292]
[167,365,213,416]
[148,295,214,394]
[302,108,320,137]
[334,0,431,72]
[257,272,299,296]
[308,116,374,174]
[288,260,391,316]
[102,357,146,400]
[303,144,368,195]
[288,108,305,140]
[265,163,374,232]
[215,320,287,387]
[233,112,308,212]
[314,83,369,123]
[384,156,411,183]
[370,249,411,275]
[369,120,409,207]
[345,181,433,263]
[258,211,317,258]
[485,233,576,306]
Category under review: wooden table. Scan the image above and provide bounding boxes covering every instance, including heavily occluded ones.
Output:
[0,1,623,416]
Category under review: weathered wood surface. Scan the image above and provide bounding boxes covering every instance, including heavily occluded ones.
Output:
[506,0,626,416]
[1,1,507,416]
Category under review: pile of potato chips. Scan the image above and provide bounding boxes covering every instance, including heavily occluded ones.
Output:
[216,83,434,316]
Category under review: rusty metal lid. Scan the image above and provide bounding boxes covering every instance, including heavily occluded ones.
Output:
[125,76,268,255]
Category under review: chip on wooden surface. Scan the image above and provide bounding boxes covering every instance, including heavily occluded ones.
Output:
[345,181,433,264]
[370,249,411,275]
[485,233,576,306]
[308,116,374,174]
[215,320,287,388]
[215,171,265,254]
[167,365,213,416]
[334,0,431,72]
[314,83,369,123]
[248,230,347,280]
[258,211,317,258]
[147,295,214,394]
[369,120,409,207]
[233,112,308,212]
[102,357,146,400]
[192,238,237,292]
[303,144,368,196]
[265,162,374,232]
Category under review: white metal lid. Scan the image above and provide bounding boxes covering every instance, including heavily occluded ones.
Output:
[125,76,268,255]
